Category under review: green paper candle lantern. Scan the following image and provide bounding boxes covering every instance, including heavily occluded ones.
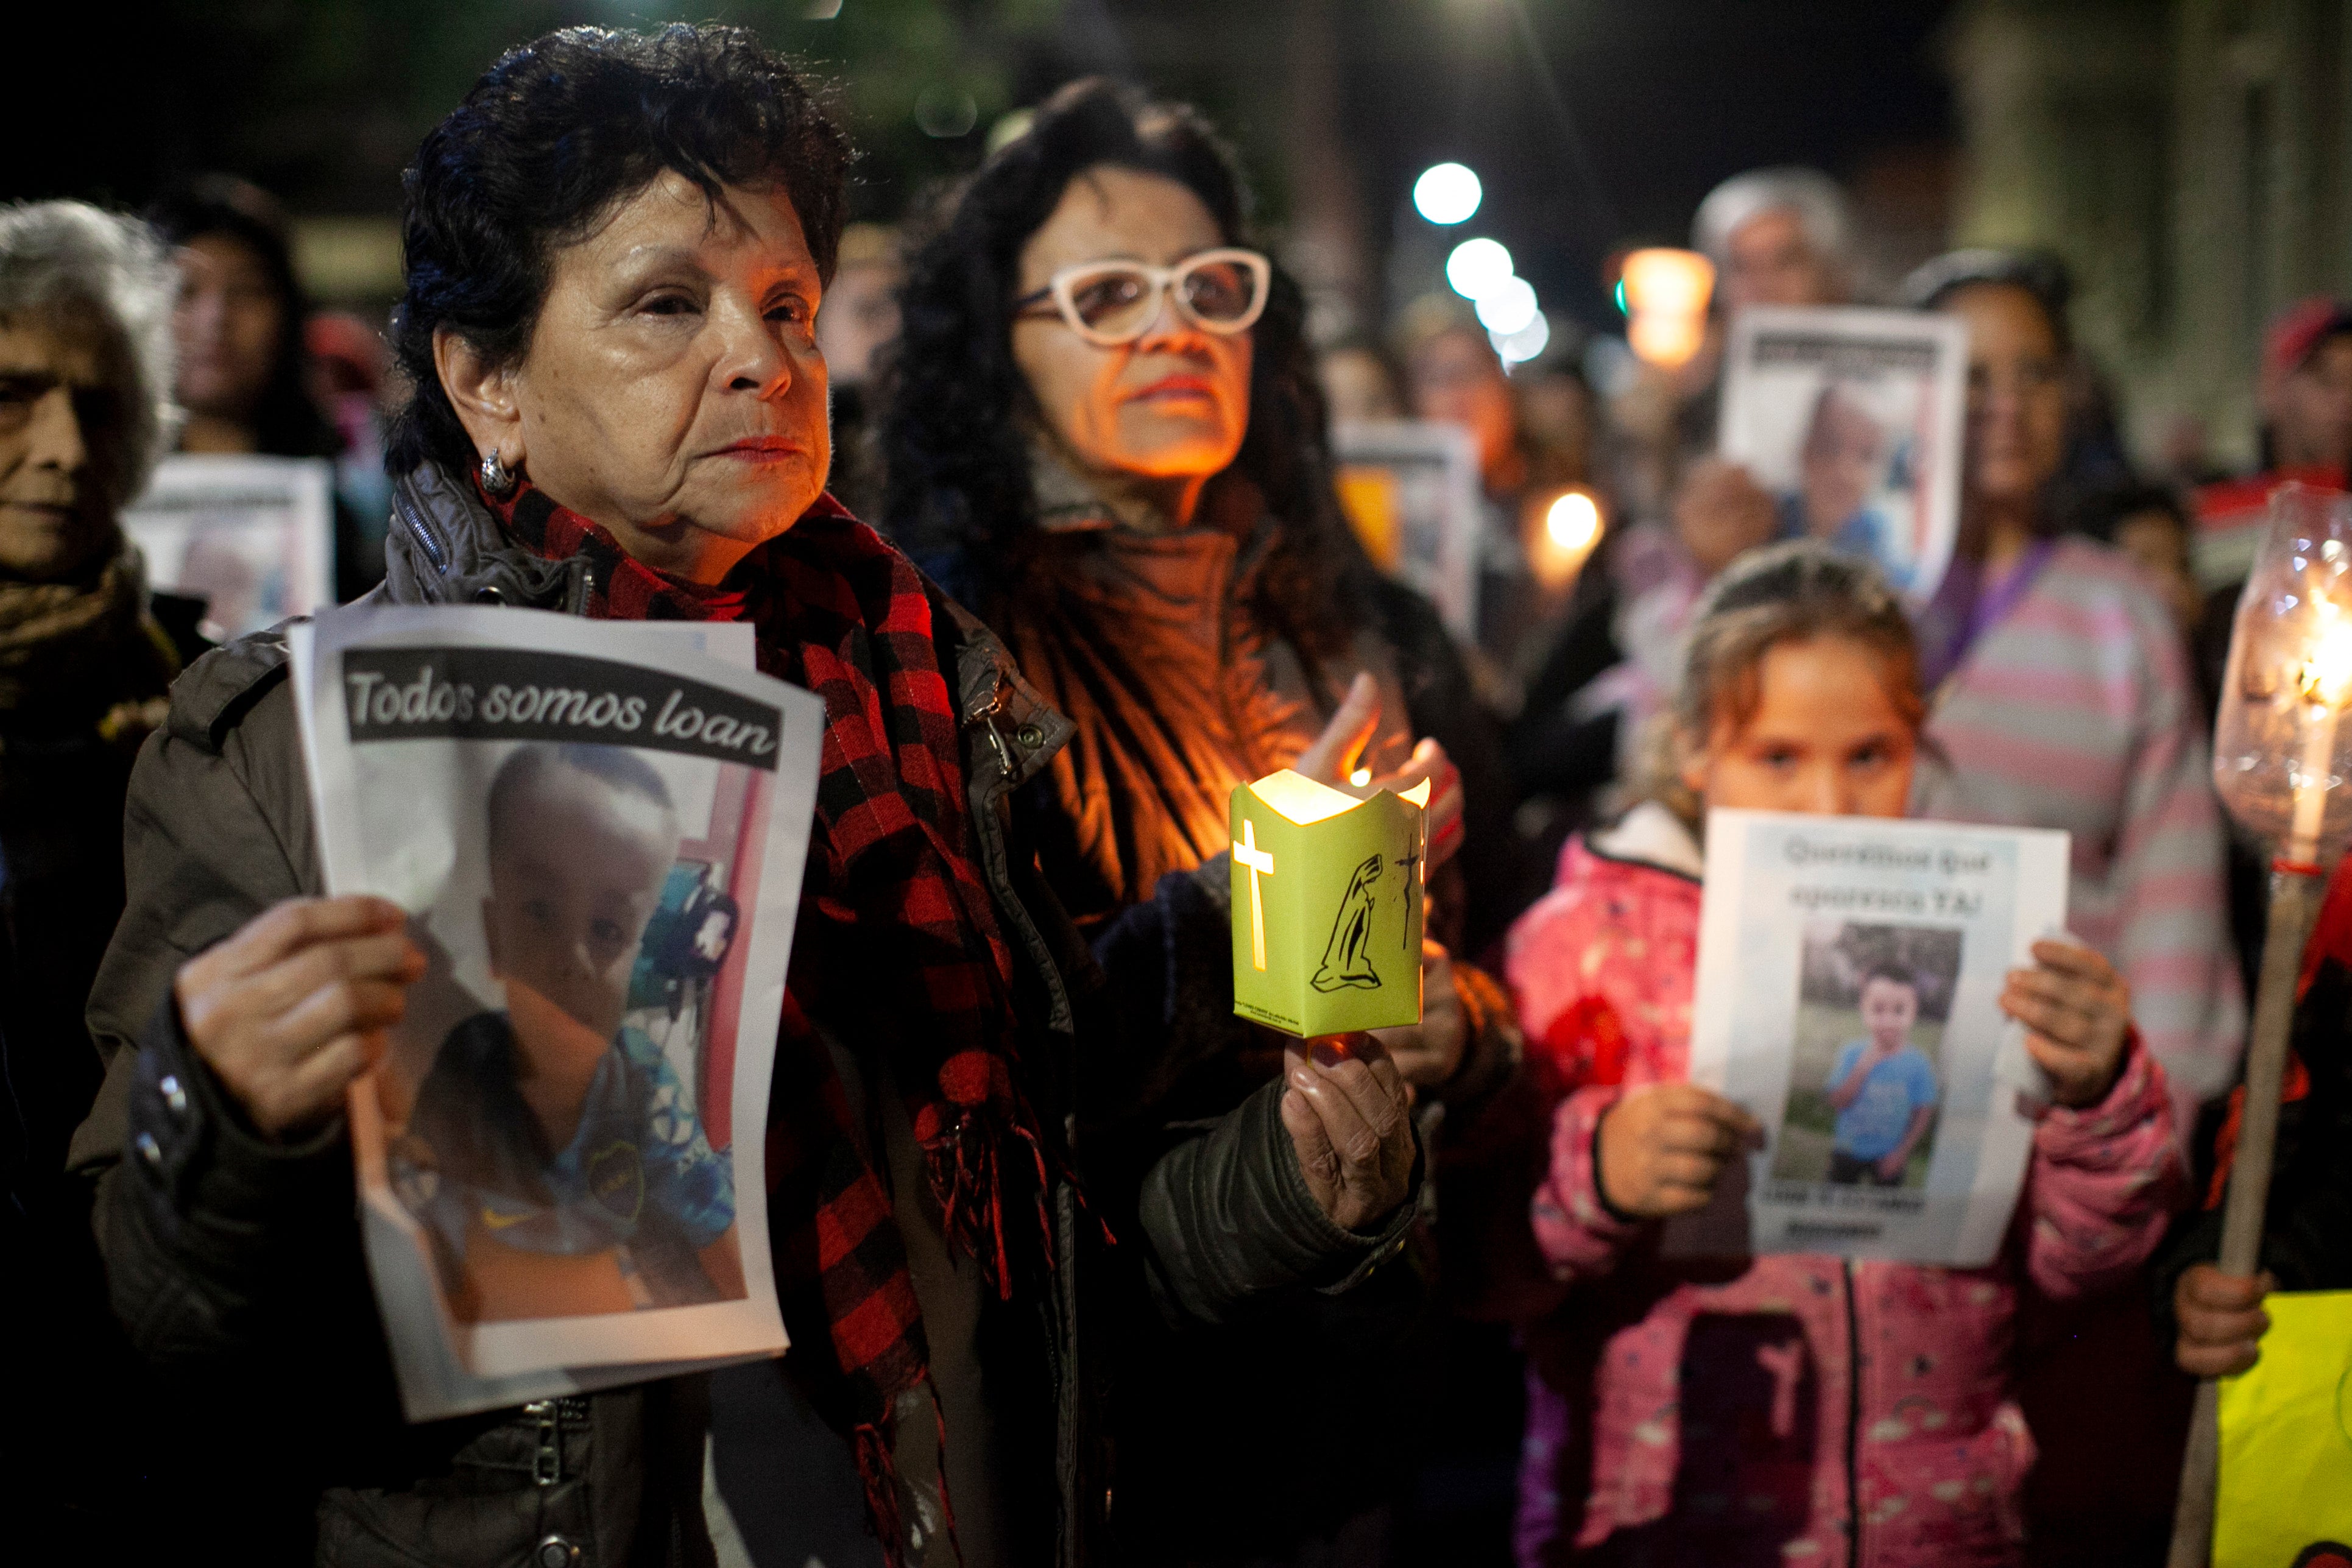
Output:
[1229,769,1428,1037]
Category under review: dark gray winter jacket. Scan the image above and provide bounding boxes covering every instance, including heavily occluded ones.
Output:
[66,461,1419,1567]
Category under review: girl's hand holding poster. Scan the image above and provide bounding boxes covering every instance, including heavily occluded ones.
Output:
[1670,808,2069,1266]
[291,606,822,1420]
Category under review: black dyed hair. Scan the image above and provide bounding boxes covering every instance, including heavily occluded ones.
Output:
[878,76,1366,658]
[387,24,852,478]
[487,743,676,860]
[147,175,342,461]
[1860,962,1921,997]
[1896,247,2075,356]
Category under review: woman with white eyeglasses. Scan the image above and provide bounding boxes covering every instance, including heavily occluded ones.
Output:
[880,77,1525,1568]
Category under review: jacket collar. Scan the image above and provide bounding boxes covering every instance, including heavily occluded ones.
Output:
[1589,799,1704,880]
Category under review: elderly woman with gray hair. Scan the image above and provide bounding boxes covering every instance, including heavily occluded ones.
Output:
[1513,166,1857,831]
[0,200,201,1555]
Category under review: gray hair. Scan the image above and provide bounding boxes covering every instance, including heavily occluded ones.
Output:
[1690,166,1851,271]
[0,201,180,508]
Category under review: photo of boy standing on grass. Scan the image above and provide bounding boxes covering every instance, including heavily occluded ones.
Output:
[1823,962,1941,1185]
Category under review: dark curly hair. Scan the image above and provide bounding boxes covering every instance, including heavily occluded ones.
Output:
[387,24,851,478]
[877,77,1365,657]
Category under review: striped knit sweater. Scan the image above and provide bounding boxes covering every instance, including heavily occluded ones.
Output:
[1914,536,2245,1139]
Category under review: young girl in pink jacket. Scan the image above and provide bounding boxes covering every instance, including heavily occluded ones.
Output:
[1503,543,2185,1566]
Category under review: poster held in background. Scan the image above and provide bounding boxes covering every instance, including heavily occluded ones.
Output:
[1665,808,2069,1267]
[123,453,336,640]
[1717,307,1968,604]
[1330,419,1482,645]
[293,606,820,1420]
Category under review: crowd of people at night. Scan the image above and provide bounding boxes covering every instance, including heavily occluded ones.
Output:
[3,19,2350,1568]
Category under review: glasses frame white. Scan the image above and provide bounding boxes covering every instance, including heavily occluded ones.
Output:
[1015,247,1272,347]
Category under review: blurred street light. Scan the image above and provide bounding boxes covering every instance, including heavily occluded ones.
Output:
[1445,236,1514,302]
[1491,311,1550,366]
[1620,247,1714,369]
[1411,162,1482,225]
[1474,275,1539,335]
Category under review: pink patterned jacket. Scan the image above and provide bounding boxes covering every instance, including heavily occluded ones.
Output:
[1502,807,2185,1567]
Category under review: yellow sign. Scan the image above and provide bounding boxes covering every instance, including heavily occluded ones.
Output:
[2216,1290,2352,1567]
[1229,770,1427,1037]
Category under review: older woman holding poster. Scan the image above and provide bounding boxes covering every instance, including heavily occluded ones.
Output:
[69,28,1415,1568]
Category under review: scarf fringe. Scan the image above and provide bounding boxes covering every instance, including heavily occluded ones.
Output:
[852,1376,968,1568]
[923,1103,1058,1296]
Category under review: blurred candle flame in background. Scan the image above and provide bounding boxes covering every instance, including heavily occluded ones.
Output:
[1620,247,1714,369]
[1527,486,1603,592]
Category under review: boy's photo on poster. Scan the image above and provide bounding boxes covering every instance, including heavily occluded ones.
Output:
[1718,306,1967,603]
[1770,919,1962,1191]
[364,739,765,1327]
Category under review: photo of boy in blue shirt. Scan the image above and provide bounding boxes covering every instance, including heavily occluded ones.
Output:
[1823,962,1940,1186]
[392,743,741,1321]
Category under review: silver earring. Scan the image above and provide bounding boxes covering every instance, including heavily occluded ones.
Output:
[479,449,518,498]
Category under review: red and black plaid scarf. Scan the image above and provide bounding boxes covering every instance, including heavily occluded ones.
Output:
[496,485,1053,1560]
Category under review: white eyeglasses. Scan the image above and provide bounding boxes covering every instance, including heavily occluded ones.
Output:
[1014,247,1271,346]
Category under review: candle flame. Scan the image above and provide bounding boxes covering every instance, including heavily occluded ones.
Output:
[2300,614,2352,707]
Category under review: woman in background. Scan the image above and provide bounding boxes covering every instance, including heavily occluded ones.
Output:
[881,79,1519,1566]
[1899,247,2244,1562]
[150,175,381,599]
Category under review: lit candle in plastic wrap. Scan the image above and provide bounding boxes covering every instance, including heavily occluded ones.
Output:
[2212,482,2352,864]
[2170,482,2352,1563]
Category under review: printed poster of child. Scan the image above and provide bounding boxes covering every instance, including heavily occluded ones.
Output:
[121,452,335,640]
[294,608,821,1418]
[390,742,746,1323]
[1672,810,2068,1266]
[1770,926,1963,1191]
[1718,307,1968,604]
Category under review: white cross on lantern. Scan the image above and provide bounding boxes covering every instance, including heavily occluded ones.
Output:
[1235,818,1275,972]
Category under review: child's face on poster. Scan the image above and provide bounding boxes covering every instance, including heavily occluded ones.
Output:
[484,765,679,1048]
[1799,387,1885,535]
[1859,976,1919,1051]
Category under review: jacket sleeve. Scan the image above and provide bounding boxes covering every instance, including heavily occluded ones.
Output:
[62,666,361,1376]
[2020,1034,2187,1304]
[1090,860,1421,1327]
[1529,1084,1645,1282]
[2152,959,2352,1334]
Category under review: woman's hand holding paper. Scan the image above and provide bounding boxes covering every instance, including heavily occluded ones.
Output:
[1281,1029,1417,1232]
[175,895,425,1137]
[1595,1083,1762,1219]
[1294,671,1464,872]
[2001,938,2131,1107]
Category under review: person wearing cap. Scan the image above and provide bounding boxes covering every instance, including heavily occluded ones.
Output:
[2191,297,2352,551]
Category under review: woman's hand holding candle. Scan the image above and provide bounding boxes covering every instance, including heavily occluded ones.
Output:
[1372,941,1467,1094]
[1999,937,2132,1107]
[1280,1029,1417,1232]
[1295,672,1465,872]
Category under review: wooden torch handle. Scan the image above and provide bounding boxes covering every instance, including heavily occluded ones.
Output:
[2163,864,2323,1568]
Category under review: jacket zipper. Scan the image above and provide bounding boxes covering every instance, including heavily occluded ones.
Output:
[392,484,448,573]
[1844,1258,1862,1566]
